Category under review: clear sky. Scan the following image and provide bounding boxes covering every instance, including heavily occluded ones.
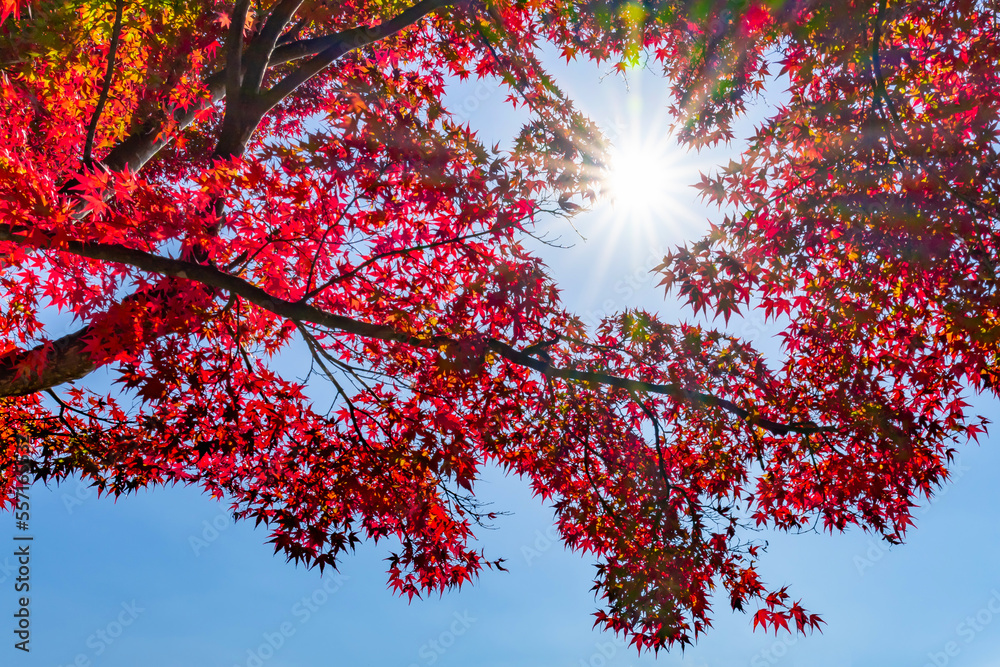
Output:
[4,50,1000,667]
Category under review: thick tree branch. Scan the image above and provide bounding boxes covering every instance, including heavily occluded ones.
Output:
[0,228,835,437]
[269,33,344,63]
[275,18,309,47]
[216,0,254,159]
[0,333,100,398]
[95,31,366,171]
[255,0,455,119]
[226,0,252,103]
[99,76,226,173]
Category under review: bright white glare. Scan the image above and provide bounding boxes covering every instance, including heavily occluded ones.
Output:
[603,141,679,226]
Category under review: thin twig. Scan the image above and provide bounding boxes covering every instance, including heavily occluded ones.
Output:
[82,0,125,166]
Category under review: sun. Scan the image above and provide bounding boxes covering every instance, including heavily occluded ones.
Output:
[605,145,674,214]
[601,136,688,229]
[579,126,712,297]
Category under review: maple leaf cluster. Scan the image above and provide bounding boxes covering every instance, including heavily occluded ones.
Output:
[0,0,993,652]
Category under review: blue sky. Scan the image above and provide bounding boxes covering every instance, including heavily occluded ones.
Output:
[5,51,1000,667]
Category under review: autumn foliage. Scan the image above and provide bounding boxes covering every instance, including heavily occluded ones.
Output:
[1,0,995,651]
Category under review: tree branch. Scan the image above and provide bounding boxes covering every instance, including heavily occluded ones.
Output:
[269,34,348,63]
[216,0,254,159]
[0,227,836,437]
[301,227,498,302]
[82,0,125,166]
[255,0,455,119]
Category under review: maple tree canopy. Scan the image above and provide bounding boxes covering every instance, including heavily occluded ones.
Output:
[1,0,996,650]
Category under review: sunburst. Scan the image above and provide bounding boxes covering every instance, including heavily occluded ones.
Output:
[603,138,680,225]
